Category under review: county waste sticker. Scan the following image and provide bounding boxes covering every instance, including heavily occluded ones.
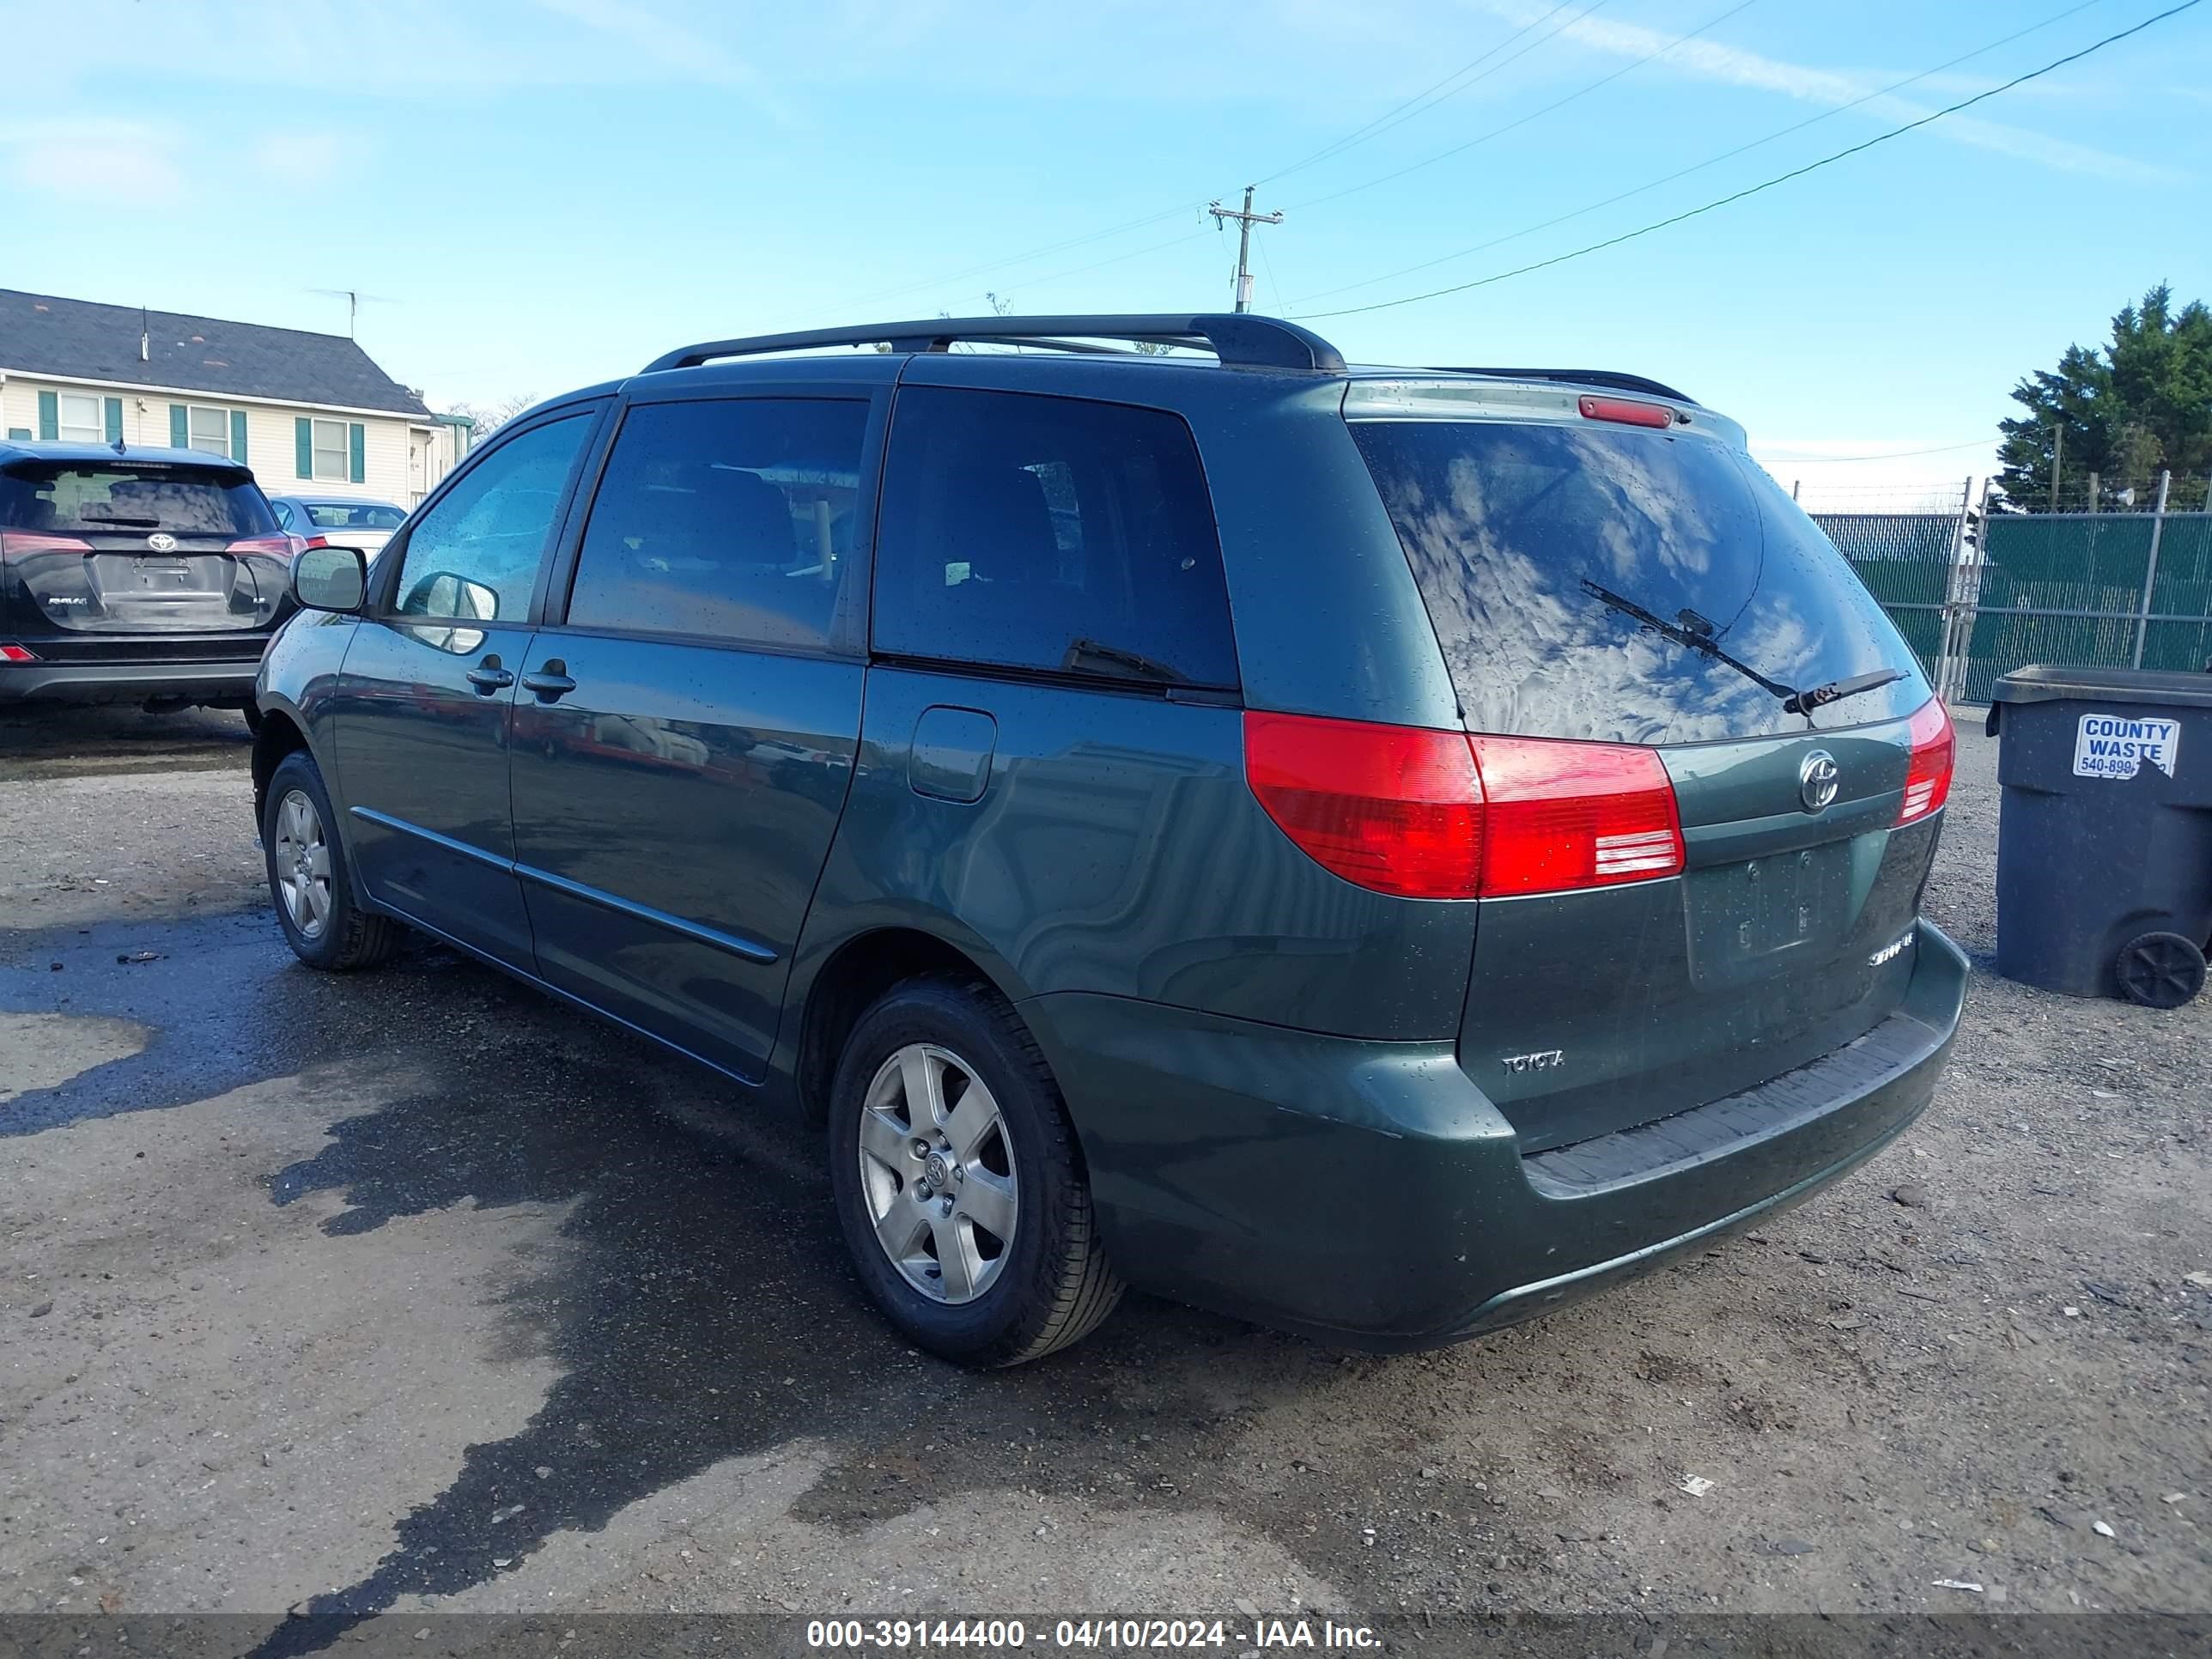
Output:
[2074,712,2180,780]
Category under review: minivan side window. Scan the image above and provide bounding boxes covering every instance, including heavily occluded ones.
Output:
[872,387,1238,690]
[564,398,870,651]
[391,415,592,623]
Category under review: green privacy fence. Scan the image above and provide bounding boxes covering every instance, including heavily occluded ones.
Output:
[1814,514,1960,680]
[1814,504,2212,704]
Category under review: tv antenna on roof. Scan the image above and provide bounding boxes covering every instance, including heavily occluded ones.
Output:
[306,288,398,339]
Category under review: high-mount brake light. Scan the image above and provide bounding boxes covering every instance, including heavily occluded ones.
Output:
[1577,394,1674,429]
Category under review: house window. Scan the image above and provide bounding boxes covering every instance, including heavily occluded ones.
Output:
[311,418,349,482]
[187,404,234,458]
[57,393,103,444]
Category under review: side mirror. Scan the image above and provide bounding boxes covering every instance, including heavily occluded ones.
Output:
[291,544,368,613]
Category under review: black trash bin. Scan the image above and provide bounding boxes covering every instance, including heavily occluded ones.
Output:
[1989,664,2212,1008]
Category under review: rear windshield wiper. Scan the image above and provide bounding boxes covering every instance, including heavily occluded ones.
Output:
[82,515,162,527]
[1061,636,1188,684]
[1580,579,1795,701]
[1580,579,1902,719]
[1779,668,1906,716]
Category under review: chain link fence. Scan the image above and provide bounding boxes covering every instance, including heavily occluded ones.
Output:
[1814,475,2212,705]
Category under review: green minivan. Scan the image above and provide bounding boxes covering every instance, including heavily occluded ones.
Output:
[253,314,1966,1366]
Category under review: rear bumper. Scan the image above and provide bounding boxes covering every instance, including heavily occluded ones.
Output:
[0,656,261,705]
[1026,918,1968,1349]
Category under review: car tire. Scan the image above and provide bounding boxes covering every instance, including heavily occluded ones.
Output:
[828,977,1122,1366]
[262,750,398,972]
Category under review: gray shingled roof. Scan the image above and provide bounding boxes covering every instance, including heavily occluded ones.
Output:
[0,289,429,416]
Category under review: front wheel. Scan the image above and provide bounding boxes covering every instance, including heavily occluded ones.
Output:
[828,978,1122,1366]
[261,750,398,971]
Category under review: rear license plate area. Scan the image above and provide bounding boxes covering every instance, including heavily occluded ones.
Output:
[1685,842,1854,984]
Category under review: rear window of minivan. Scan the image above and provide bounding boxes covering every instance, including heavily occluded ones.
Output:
[0,464,277,538]
[1350,419,1927,745]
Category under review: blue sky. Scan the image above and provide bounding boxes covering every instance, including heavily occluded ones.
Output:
[4,0,2206,507]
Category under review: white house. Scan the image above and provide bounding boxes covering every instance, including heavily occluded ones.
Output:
[0,288,472,507]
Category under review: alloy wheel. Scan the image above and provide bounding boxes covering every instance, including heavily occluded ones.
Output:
[273,787,333,941]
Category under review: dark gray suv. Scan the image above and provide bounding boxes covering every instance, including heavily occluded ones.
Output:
[252,313,1966,1366]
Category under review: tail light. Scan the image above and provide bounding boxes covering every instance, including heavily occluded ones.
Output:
[1468,734,1685,896]
[226,534,293,560]
[1243,712,1685,900]
[1243,713,1485,898]
[0,644,38,663]
[1897,698,1954,824]
[0,531,94,561]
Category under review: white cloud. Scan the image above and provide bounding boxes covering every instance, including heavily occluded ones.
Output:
[1471,0,2177,184]
[0,119,188,206]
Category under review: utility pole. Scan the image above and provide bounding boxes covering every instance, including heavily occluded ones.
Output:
[2049,422,2063,512]
[1208,186,1283,313]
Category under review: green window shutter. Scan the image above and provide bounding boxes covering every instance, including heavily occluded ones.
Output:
[169,404,189,448]
[348,422,366,484]
[295,417,313,479]
[37,390,58,440]
[230,410,248,466]
[103,398,124,444]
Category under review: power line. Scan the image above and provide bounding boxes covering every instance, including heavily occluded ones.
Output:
[1299,0,2197,320]
[1256,0,1602,185]
[1762,437,1998,464]
[1292,0,2112,306]
[793,1,1604,318]
[1287,0,1763,213]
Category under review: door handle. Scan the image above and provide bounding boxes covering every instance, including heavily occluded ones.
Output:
[465,659,514,694]
[520,662,576,701]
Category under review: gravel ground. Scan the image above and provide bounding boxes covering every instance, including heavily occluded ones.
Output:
[0,714,2206,1642]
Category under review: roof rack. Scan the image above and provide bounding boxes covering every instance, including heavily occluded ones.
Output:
[642,314,1348,375]
[1433,367,1694,404]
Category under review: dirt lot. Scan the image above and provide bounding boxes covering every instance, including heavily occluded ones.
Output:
[1,706,2207,1642]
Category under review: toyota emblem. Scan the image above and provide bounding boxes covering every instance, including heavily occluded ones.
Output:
[146,532,179,553]
[1798,749,1840,813]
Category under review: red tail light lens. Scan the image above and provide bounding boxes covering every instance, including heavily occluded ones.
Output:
[1468,735,1685,896]
[1578,394,1674,429]
[1898,697,1954,824]
[1243,713,1685,900]
[0,644,38,663]
[1244,712,1485,898]
[227,535,293,559]
[0,532,94,560]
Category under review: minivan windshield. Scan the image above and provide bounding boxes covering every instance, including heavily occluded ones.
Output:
[0,463,278,538]
[1350,420,1928,744]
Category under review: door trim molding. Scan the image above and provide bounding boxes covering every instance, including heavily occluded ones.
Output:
[350,805,781,963]
[514,860,780,963]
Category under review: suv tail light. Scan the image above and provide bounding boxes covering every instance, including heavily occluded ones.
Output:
[0,644,38,663]
[1898,697,1954,824]
[1243,712,1685,900]
[227,535,293,560]
[0,531,94,561]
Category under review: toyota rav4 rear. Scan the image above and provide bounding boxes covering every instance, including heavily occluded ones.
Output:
[0,441,293,715]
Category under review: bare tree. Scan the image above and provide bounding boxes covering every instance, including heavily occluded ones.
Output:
[439,392,536,443]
